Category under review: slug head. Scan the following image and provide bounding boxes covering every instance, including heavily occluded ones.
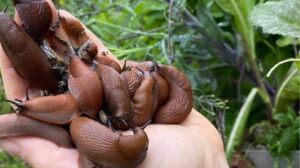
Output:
[116,128,149,165]
[107,88,134,120]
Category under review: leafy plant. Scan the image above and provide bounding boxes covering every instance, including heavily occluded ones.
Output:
[250,109,300,167]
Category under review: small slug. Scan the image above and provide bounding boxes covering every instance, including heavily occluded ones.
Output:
[95,64,134,122]
[44,33,73,60]
[0,13,59,92]
[70,116,148,168]
[130,71,156,126]
[68,56,103,119]
[150,62,169,108]
[120,67,144,97]
[59,14,89,48]
[77,40,98,64]
[95,55,121,73]
[113,70,155,130]
[7,94,81,125]
[154,65,193,124]
[124,60,153,72]
[0,113,73,148]
[13,0,53,43]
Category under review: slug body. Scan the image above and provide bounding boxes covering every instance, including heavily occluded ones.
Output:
[96,64,133,121]
[121,67,144,97]
[16,94,81,125]
[154,65,193,124]
[131,71,156,126]
[95,55,121,73]
[151,68,169,108]
[0,13,59,92]
[59,15,89,48]
[70,117,149,168]
[13,0,53,43]
[68,56,103,118]
[0,113,73,148]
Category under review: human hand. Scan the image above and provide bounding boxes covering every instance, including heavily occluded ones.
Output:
[0,1,229,167]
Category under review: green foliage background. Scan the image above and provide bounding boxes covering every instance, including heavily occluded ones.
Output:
[0,0,299,167]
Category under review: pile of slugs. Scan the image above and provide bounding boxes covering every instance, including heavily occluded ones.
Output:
[0,0,193,167]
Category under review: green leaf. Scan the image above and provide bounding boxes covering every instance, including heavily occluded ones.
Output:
[279,127,298,156]
[134,0,167,15]
[275,66,300,113]
[226,88,259,162]
[215,0,255,58]
[273,113,291,126]
[250,0,300,38]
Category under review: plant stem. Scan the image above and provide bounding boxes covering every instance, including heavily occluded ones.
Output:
[244,40,273,121]
[228,0,273,120]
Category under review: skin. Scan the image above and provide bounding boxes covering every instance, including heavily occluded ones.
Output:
[0,1,229,167]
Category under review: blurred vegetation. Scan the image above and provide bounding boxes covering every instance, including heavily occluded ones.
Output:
[0,0,299,167]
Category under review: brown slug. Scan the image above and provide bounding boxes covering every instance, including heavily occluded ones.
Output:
[59,14,89,48]
[95,64,134,122]
[120,67,144,97]
[154,64,193,124]
[7,94,81,125]
[0,113,73,148]
[45,33,73,60]
[0,12,59,92]
[13,0,53,43]
[150,62,169,108]
[70,116,148,168]
[125,60,153,72]
[95,55,122,73]
[68,55,103,119]
[130,71,156,127]
[77,40,98,64]
[112,70,155,130]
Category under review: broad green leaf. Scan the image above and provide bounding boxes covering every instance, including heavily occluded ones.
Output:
[215,0,255,57]
[226,88,259,162]
[275,66,300,113]
[273,113,292,126]
[250,0,300,38]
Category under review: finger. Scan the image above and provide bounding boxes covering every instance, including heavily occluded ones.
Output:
[0,137,79,168]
